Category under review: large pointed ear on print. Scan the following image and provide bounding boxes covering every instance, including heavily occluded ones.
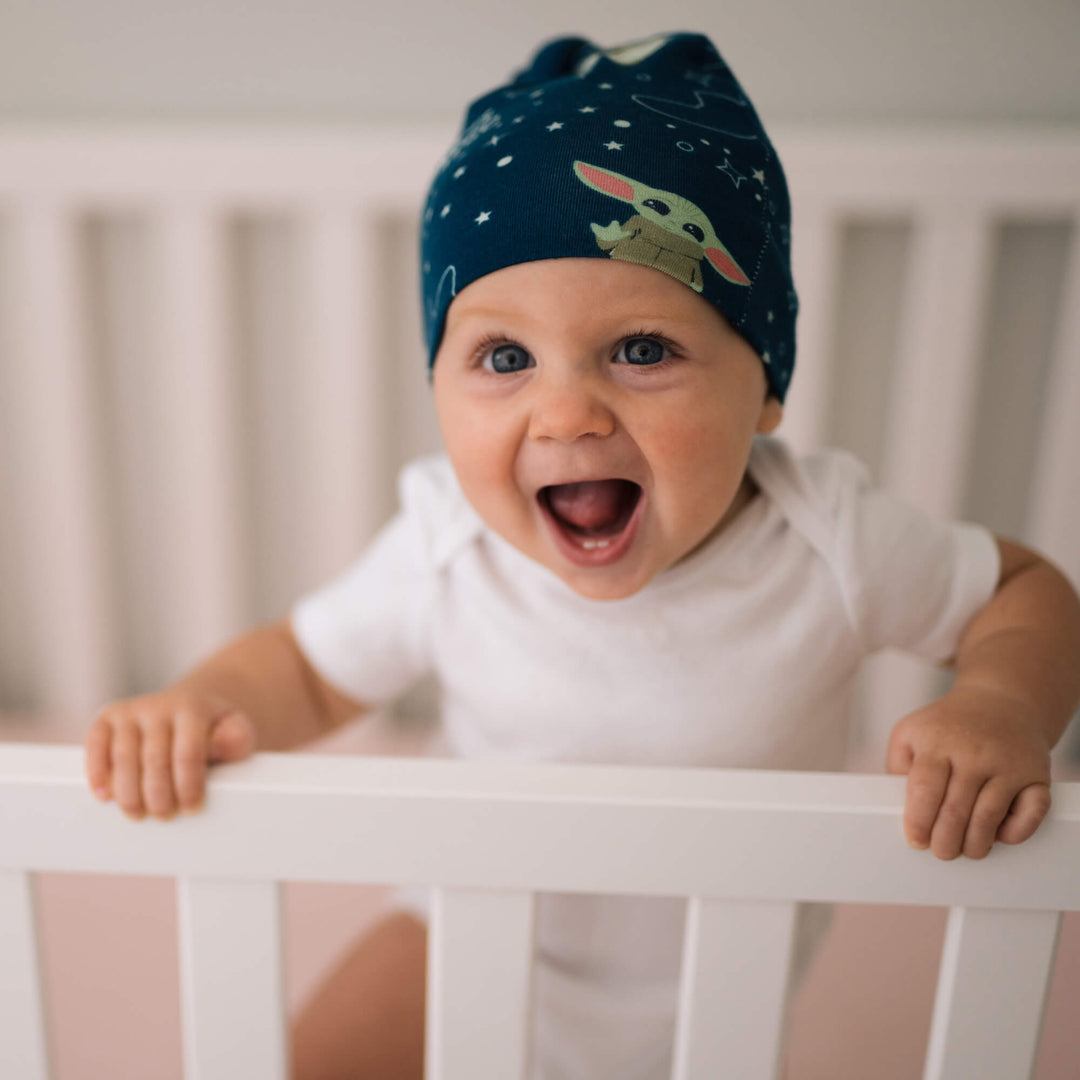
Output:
[573,161,642,205]
[704,241,751,286]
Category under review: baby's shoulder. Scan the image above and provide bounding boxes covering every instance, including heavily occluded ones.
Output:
[397,453,486,569]
[750,435,871,524]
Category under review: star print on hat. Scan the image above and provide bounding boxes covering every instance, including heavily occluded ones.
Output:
[419,31,798,402]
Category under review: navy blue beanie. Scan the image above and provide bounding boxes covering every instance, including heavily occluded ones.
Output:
[419,31,798,402]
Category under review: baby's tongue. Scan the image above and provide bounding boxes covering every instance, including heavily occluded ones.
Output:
[547,480,623,531]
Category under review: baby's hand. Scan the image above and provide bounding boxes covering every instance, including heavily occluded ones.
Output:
[84,691,257,820]
[885,684,1052,860]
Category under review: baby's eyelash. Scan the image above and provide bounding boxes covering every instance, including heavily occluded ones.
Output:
[469,330,520,367]
[622,327,682,356]
[618,327,683,369]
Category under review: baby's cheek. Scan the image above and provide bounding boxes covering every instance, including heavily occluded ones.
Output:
[662,414,746,479]
[454,449,536,547]
[660,423,752,528]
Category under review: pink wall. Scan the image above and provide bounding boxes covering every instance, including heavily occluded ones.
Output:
[7,715,1079,1078]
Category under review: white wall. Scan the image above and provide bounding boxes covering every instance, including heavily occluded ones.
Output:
[0,0,1078,127]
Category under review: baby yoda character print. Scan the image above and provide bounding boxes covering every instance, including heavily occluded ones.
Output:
[573,161,750,291]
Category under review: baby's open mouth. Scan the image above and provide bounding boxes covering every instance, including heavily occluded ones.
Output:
[538,479,642,553]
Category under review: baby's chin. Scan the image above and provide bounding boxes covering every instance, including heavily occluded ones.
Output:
[553,499,750,600]
[502,526,663,602]
[536,532,675,602]
[554,568,655,602]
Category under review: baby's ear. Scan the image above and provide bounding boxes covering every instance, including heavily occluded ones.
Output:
[757,395,783,434]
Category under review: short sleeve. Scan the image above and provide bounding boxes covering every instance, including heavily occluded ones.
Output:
[836,473,1002,661]
[289,509,434,707]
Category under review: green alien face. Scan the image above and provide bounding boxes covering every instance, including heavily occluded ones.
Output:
[573,160,751,288]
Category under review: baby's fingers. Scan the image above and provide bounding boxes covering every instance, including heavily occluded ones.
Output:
[929,772,983,861]
[84,709,146,816]
[141,719,178,820]
[173,708,211,813]
[207,710,257,765]
[111,719,146,820]
[962,779,1016,859]
[996,783,1052,846]
[902,758,950,851]
[84,718,114,801]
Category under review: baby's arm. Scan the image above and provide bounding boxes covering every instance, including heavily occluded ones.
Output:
[886,537,1080,859]
[84,618,366,820]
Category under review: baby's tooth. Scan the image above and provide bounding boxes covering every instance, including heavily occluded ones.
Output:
[581,538,611,550]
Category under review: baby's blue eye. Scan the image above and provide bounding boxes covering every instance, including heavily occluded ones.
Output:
[618,337,666,365]
[486,342,533,374]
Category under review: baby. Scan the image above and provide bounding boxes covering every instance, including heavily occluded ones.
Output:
[83,31,1080,1080]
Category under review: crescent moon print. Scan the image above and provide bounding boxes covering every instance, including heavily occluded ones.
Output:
[427,264,457,321]
[631,90,759,139]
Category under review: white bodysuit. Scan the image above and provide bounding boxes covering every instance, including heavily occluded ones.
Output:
[290,433,1000,1079]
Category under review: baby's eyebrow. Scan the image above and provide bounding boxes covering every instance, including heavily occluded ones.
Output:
[443,307,531,338]
[448,306,511,323]
[625,314,696,326]
[448,308,697,329]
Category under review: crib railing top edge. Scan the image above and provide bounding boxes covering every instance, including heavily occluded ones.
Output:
[2,743,1077,910]
[0,123,1077,210]
[2,743,1077,811]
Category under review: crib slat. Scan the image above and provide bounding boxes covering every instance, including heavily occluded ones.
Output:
[5,205,117,716]
[426,887,535,1080]
[1027,218,1080,588]
[671,897,797,1080]
[0,871,51,1080]
[882,207,992,516]
[923,905,1061,1080]
[152,208,246,675]
[295,206,385,578]
[864,208,994,750]
[782,204,840,452]
[176,878,287,1080]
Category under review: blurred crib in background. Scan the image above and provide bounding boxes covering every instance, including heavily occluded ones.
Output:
[0,126,1078,747]
[1,126,1079,1080]
[0,124,1075,743]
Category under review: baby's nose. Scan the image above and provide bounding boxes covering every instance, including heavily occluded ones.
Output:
[527,376,616,442]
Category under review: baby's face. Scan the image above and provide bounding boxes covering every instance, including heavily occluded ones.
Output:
[432,258,782,600]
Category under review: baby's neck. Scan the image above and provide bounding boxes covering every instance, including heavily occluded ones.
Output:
[721,472,758,530]
[675,471,758,568]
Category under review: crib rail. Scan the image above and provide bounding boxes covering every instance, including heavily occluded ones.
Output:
[1,745,1077,1079]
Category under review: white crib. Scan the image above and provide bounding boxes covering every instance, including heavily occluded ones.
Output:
[1,744,1078,1080]
[1,126,1079,1078]
[0,126,1078,733]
